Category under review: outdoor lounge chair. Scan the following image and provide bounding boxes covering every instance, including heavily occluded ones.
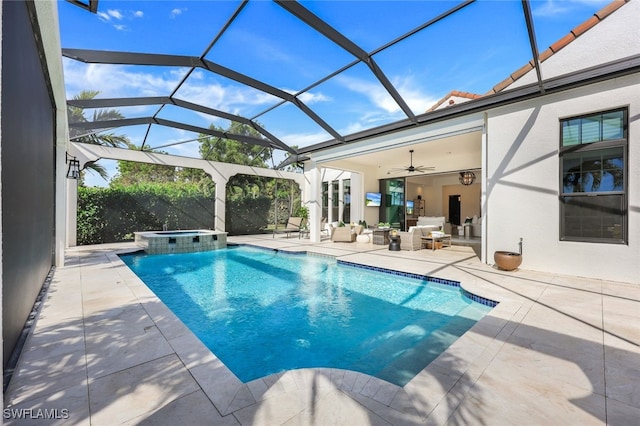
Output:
[273,217,304,238]
[330,224,362,242]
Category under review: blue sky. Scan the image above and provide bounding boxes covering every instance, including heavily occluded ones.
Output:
[58,0,611,186]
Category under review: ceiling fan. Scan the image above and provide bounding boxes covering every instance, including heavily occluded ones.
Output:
[388,150,435,174]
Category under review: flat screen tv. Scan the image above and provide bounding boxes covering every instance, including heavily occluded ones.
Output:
[406,200,414,215]
[365,192,381,207]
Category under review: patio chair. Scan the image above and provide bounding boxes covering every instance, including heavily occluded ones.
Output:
[273,217,304,238]
[330,224,362,243]
[320,217,329,237]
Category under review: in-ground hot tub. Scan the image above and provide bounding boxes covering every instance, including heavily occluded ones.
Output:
[134,229,227,254]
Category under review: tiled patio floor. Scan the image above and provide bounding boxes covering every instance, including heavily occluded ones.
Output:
[4,235,640,425]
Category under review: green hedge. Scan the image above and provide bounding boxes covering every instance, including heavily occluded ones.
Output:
[226,196,271,235]
[77,183,214,245]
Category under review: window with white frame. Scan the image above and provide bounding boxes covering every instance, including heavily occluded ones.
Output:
[560,108,627,243]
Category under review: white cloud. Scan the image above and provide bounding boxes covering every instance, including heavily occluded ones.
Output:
[63,59,189,98]
[96,8,141,31]
[279,130,330,148]
[282,88,331,105]
[339,121,367,136]
[297,91,331,104]
[533,0,610,18]
[390,74,438,115]
[330,72,438,133]
[170,8,187,18]
[177,79,279,114]
[335,74,400,114]
[532,0,571,17]
[107,9,123,20]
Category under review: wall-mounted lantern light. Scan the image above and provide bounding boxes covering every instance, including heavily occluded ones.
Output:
[66,153,80,179]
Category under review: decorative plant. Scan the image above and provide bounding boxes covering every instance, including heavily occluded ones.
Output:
[293,205,309,220]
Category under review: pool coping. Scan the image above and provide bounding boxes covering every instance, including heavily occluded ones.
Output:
[106,242,515,420]
[5,235,640,425]
[7,238,639,424]
[2,240,533,424]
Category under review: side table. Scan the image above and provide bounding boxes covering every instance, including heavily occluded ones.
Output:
[372,228,390,245]
[388,235,401,251]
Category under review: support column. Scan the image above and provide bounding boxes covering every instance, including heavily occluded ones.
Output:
[350,172,363,224]
[66,179,78,247]
[306,161,322,243]
[214,180,226,232]
[338,179,344,223]
[326,180,333,224]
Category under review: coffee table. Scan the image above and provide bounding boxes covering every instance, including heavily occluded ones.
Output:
[421,234,452,251]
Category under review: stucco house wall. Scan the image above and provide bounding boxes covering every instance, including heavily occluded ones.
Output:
[484,0,639,283]
[486,74,639,283]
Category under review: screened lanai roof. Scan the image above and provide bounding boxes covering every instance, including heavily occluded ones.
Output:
[60,0,636,168]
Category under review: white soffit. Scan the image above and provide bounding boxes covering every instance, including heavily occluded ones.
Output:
[310,112,484,165]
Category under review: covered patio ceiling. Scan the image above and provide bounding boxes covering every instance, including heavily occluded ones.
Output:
[318,130,481,179]
[59,0,637,169]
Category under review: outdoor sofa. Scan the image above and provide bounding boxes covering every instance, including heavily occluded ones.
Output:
[397,216,445,250]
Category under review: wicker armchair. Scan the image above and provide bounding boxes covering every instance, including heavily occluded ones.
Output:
[330,224,363,242]
[397,225,441,250]
[397,228,423,250]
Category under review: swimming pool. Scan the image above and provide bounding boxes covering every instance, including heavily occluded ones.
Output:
[120,245,494,386]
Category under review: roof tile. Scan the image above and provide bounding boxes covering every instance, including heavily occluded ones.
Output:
[538,48,554,62]
[572,16,600,37]
[595,0,628,20]
[438,1,630,101]
[426,90,483,112]
[549,32,576,53]
[511,62,534,81]
[490,77,515,94]
[488,0,630,94]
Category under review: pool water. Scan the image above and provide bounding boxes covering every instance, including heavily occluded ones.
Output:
[120,246,493,386]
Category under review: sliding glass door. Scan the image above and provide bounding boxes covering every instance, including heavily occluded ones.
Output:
[379,178,405,229]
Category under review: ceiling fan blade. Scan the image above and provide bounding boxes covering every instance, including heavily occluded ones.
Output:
[388,150,435,174]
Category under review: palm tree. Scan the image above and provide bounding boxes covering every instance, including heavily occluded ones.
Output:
[68,90,129,181]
